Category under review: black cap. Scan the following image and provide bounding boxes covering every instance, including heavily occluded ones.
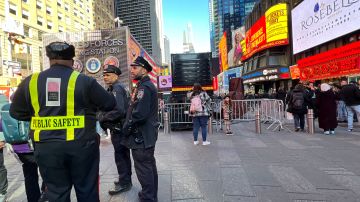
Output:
[130,56,152,72]
[103,65,122,75]
[46,42,75,60]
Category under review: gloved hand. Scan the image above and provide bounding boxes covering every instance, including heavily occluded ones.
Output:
[100,121,114,131]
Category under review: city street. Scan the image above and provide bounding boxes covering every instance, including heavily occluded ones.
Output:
[3,122,360,202]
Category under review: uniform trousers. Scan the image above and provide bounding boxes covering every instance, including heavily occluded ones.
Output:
[111,131,132,185]
[132,147,158,202]
[34,138,100,202]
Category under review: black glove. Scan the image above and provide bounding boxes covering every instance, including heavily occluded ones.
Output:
[100,121,114,131]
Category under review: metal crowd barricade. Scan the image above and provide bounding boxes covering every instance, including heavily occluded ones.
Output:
[165,103,193,126]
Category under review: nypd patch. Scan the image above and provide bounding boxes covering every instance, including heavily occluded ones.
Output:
[137,89,144,99]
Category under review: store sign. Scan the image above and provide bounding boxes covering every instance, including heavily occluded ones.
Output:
[3,60,21,68]
[298,40,360,81]
[242,67,290,84]
[241,3,289,61]
[292,0,360,54]
[2,17,24,36]
[219,33,228,72]
[158,76,172,89]
[223,67,243,90]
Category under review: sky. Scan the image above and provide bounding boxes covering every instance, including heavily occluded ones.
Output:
[163,0,211,54]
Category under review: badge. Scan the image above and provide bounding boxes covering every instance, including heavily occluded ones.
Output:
[46,78,61,106]
[86,58,101,73]
[137,89,144,99]
[104,56,119,68]
[73,59,83,72]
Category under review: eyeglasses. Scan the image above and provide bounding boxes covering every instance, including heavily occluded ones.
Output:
[48,42,70,51]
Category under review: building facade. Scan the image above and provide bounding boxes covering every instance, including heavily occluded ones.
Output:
[115,0,163,64]
[0,0,114,85]
[209,0,259,57]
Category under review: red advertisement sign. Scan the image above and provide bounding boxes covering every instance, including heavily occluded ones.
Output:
[241,3,289,61]
[298,41,360,81]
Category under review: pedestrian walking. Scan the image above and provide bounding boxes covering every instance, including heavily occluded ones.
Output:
[98,65,132,195]
[222,95,233,135]
[339,80,360,132]
[189,83,212,145]
[9,41,116,202]
[122,56,159,202]
[316,83,338,135]
[287,84,311,132]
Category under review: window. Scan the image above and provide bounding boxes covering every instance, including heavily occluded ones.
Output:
[9,4,17,15]
[24,25,30,37]
[37,17,44,26]
[59,26,64,32]
[36,1,42,9]
[47,22,53,29]
[22,10,29,20]
[46,6,52,14]
[269,54,287,66]
[259,55,266,68]
[23,0,28,3]
[58,13,63,20]
[57,0,62,7]
[64,4,69,11]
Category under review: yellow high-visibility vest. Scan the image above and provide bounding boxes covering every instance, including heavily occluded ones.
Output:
[29,71,85,142]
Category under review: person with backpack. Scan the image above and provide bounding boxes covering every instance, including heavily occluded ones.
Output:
[287,84,311,132]
[0,94,8,202]
[1,103,48,202]
[98,65,132,195]
[189,83,212,145]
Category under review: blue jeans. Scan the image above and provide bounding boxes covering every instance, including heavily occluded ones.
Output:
[0,149,7,195]
[193,116,209,141]
[337,101,347,121]
[346,105,360,130]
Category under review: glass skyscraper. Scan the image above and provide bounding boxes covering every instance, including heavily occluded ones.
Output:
[209,0,259,57]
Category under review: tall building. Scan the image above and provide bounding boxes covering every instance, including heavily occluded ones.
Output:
[183,23,195,53]
[209,0,259,57]
[115,0,163,64]
[0,0,114,83]
[163,35,170,66]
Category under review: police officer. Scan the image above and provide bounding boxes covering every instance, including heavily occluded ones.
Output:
[9,41,116,202]
[123,56,159,202]
[98,65,132,195]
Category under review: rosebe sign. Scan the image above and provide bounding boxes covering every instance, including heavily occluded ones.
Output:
[298,40,360,81]
[241,3,289,61]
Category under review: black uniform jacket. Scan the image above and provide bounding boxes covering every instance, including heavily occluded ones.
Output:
[98,81,129,131]
[10,64,116,142]
[122,76,159,149]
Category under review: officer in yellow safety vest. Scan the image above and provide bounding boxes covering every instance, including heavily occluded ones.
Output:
[9,41,116,202]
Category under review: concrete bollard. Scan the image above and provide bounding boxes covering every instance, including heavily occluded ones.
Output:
[163,112,170,134]
[208,117,213,135]
[255,110,261,134]
[307,109,314,134]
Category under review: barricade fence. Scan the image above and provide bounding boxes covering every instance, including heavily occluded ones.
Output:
[158,99,289,132]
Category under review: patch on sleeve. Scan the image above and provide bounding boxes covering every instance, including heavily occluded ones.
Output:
[137,89,144,100]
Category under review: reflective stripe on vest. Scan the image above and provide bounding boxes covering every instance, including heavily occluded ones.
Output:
[29,71,85,142]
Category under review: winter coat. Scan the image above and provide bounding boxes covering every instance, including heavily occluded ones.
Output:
[287,89,310,114]
[340,84,360,106]
[190,91,212,117]
[316,90,338,130]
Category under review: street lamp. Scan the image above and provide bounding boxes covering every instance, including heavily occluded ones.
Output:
[114,17,123,28]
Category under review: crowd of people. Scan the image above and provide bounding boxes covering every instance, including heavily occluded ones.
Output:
[283,80,360,134]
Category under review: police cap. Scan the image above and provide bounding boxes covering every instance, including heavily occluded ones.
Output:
[103,65,122,75]
[130,56,152,72]
[46,42,75,60]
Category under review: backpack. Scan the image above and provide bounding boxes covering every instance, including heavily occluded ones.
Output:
[1,103,30,144]
[292,92,304,110]
[190,95,203,113]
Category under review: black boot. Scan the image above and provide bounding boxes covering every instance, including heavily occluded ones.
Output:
[108,182,132,195]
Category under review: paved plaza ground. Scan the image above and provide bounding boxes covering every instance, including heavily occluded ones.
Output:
[3,121,360,202]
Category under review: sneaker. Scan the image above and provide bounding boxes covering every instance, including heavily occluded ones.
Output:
[228,131,234,135]
[300,129,305,132]
[324,131,330,135]
[194,141,199,145]
[202,141,211,146]
[348,129,353,132]
[330,130,335,135]
[295,128,300,132]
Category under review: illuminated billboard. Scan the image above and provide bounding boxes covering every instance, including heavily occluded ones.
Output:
[218,33,228,72]
[292,0,360,54]
[241,3,289,61]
